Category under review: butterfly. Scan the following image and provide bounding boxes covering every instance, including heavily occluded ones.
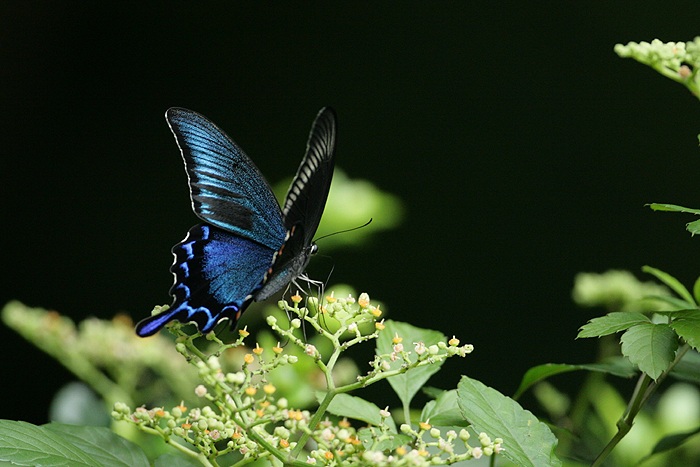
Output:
[135,107,336,337]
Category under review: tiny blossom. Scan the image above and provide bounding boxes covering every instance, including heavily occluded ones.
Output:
[430,427,441,438]
[428,345,439,355]
[392,333,403,344]
[194,385,208,397]
[245,387,257,396]
[449,336,460,346]
[306,456,317,464]
[478,432,492,446]
[280,439,290,448]
[472,446,483,459]
[370,305,382,317]
[358,293,370,308]
[379,406,391,418]
[273,342,283,353]
[263,383,276,395]
[291,318,302,328]
[438,438,453,453]
[243,353,254,364]
[291,292,303,303]
[321,428,335,441]
[324,451,334,460]
[375,320,385,330]
[305,344,318,357]
[326,291,337,303]
[346,294,356,304]
[238,326,250,337]
[414,341,426,355]
[348,322,358,332]
[209,429,220,440]
[253,343,264,355]
[418,421,431,431]
[393,343,404,353]
[226,372,246,385]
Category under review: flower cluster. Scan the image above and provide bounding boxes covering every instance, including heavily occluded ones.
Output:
[615,37,700,96]
[109,292,493,465]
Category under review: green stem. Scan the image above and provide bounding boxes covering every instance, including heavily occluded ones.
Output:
[291,389,337,459]
[592,344,691,466]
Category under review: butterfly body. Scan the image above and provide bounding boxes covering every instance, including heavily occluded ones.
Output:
[136,107,336,337]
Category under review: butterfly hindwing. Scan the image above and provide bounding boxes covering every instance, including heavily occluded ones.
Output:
[136,224,276,337]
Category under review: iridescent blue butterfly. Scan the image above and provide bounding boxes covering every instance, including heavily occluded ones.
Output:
[136,107,336,337]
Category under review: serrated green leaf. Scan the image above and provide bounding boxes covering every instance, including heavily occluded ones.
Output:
[620,323,678,380]
[421,390,469,427]
[647,203,700,215]
[694,277,700,304]
[323,393,396,432]
[376,320,446,408]
[513,360,637,399]
[687,219,700,236]
[457,377,561,467]
[0,420,149,467]
[642,266,696,306]
[670,310,700,350]
[578,312,649,338]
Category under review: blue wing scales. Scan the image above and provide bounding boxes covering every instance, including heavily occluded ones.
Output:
[136,224,275,337]
[166,108,286,250]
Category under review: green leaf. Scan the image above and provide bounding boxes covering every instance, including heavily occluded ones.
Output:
[620,323,678,380]
[646,295,695,310]
[687,219,700,236]
[421,386,444,399]
[647,203,700,215]
[323,393,397,432]
[646,426,700,457]
[457,377,561,467]
[578,312,649,338]
[0,420,149,467]
[694,276,700,304]
[376,320,446,408]
[513,360,637,399]
[643,266,696,306]
[421,390,469,427]
[670,310,700,350]
[671,350,700,384]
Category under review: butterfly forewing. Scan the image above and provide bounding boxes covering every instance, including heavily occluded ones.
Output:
[166,108,286,250]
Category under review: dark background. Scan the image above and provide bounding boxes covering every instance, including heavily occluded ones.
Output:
[3,3,700,424]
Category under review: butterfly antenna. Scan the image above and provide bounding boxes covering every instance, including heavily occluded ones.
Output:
[313,218,373,243]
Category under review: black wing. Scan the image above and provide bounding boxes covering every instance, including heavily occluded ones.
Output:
[254,107,337,300]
